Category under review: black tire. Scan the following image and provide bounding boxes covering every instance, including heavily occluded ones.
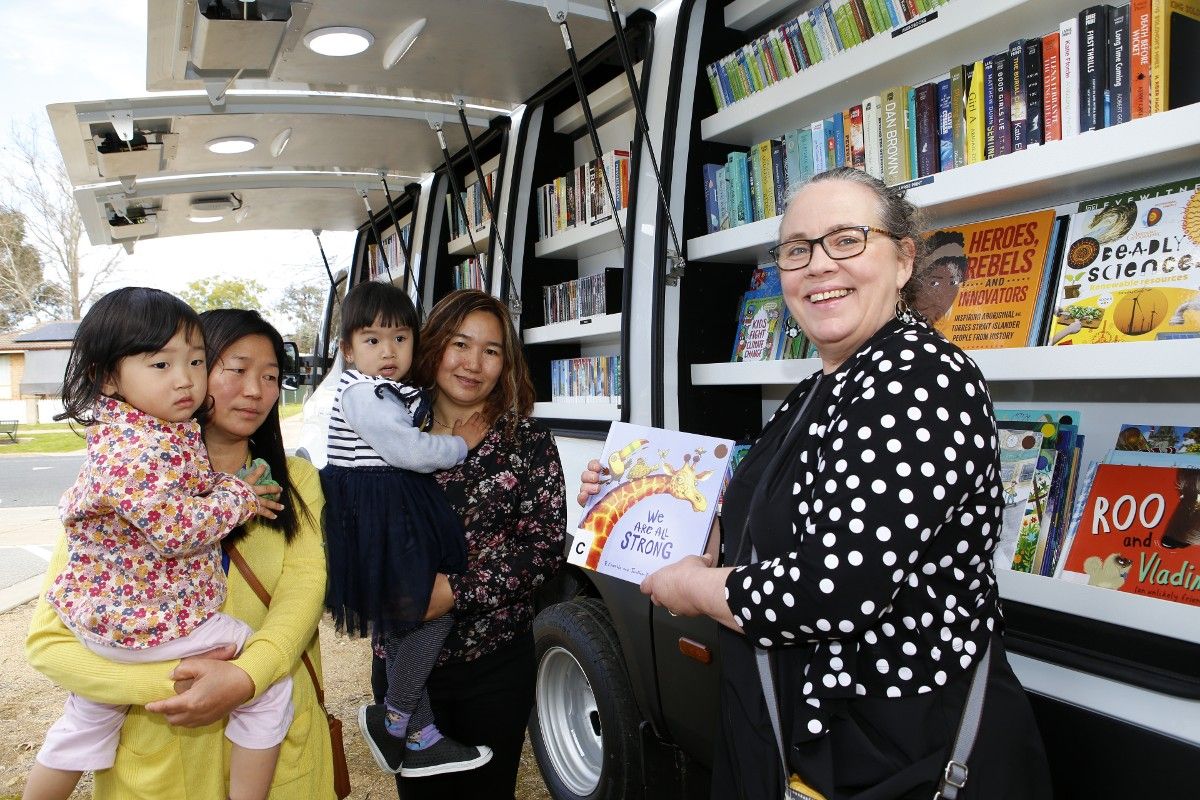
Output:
[530,598,642,800]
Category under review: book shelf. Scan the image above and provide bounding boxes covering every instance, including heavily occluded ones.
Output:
[523,312,621,346]
[447,222,491,257]
[532,401,622,421]
[533,209,628,260]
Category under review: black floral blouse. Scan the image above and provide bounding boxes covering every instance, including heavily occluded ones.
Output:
[433,413,566,663]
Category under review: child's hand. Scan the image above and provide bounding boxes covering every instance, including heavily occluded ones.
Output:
[452,412,490,450]
[577,458,610,506]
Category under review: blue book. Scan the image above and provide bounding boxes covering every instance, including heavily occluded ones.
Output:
[882,0,901,27]
[702,164,721,234]
[798,127,815,181]
[937,77,954,172]
[905,87,918,179]
[822,1,844,51]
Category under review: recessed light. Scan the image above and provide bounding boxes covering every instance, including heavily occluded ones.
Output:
[270,128,292,158]
[304,26,373,57]
[189,214,224,223]
[383,19,426,69]
[206,136,258,154]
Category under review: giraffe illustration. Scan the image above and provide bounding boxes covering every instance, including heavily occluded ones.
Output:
[580,453,714,569]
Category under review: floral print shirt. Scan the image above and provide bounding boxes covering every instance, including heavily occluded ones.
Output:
[434,414,566,663]
[48,398,258,649]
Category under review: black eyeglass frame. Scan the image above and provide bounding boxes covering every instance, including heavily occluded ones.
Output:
[768,226,900,271]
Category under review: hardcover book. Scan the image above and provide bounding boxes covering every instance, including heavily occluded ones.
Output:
[568,422,735,583]
[1060,463,1200,608]
[921,208,1060,349]
[1048,177,1200,345]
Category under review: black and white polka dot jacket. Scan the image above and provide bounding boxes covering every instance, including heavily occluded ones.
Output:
[724,318,1004,729]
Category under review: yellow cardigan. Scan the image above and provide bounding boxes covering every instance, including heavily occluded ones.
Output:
[26,457,334,800]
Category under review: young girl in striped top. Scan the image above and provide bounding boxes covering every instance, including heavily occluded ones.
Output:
[320,281,492,778]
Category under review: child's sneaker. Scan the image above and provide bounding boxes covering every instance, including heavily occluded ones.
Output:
[358,704,407,774]
[398,736,493,778]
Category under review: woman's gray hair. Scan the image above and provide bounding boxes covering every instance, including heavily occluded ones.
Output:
[781,167,929,308]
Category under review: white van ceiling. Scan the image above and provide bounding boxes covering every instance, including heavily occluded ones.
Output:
[53,0,651,248]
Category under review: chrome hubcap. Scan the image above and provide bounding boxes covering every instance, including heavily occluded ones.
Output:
[536,645,603,795]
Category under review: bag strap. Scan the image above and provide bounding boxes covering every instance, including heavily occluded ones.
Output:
[751,544,792,786]
[222,541,326,706]
[934,642,992,800]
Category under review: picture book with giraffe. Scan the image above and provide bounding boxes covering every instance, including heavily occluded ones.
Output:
[568,422,735,584]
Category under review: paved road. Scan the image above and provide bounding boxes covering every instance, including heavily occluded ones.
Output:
[0,454,83,507]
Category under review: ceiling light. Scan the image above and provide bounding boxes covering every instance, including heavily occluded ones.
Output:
[206,136,258,154]
[189,214,224,223]
[304,26,373,57]
[383,19,426,69]
[270,128,292,157]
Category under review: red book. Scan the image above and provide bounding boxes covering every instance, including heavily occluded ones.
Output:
[1062,464,1200,609]
[1042,31,1062,141]
[1130,0,1153,117]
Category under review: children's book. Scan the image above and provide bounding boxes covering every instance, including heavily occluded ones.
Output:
[1049,176,1200,345]
[568,422,735,583]
[730,266,787,361]
[717,443,753,512]
[995,426,1045,570]
[921,208,1059,349]
[1060,464,1200,607]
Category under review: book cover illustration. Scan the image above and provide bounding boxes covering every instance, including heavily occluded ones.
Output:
[919,208,1059,348]
[1060,464,1200,607]
[995,426,1045,570]
[1049,178,1200,345]
[731,266,787,361]
[568,423,735,584]
[1108,423,1200,468]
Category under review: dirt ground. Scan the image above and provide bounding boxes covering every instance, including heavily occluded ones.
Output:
[0,601,551,800]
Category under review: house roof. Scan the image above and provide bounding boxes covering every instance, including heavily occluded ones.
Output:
[0,320,79,353]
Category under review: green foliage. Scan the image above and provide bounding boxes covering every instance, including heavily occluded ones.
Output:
[0,207,66,330]
[274,280,324,353]
[179,277,268,313]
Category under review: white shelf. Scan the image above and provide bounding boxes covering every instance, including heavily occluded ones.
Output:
[724,0,818,31]
[447,224,490,257]
[535,209,627,260]
[691,339,1200,385]
[688,105,1200,261]
[997,570,1200,647]
[533,401,621,421]
[553,63,642,135]
[524,313,621,345]
[703,0,1100,146]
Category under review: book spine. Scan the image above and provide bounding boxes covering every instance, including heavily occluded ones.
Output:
[863,95,884,179]
[936,77,954,172]
[1150,0,1166,113]
[983,56,997,159]
[882,0,902,27]
[1009,40,1028,151]
[798,126,815,181]
[784,128,802,197]
[1109,4,1131,125]
[702,164,720,234]
[848,0,873,41]
[993,52,1013,156]
[749,142,764,221]
[716,166,730,230]
[950,66,966,168]
[705,63,725,110]
[848,104,866,170]
[904,87,917,180]
[915,82,940,177]
[1024,38,1045,146]
[822,2,845,52]
[840,110,852,168]
[1060,17,1081,136]
[881,87,905,184]
[810,120,827,173]
[1042,32,1062,141]
[1078,6,1109,132]
[771,138,787,215]
[965,61,986,164]
[1130,0,1152,117]
[799,14,824,64]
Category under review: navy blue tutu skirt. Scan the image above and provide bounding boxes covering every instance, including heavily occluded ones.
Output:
[321,465,467,638]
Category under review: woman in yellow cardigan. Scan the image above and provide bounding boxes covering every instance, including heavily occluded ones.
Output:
[26,309,334,799]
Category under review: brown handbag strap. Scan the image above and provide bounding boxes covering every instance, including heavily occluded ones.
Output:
[222,541,326,706]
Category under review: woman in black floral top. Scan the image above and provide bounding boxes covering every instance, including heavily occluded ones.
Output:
[375,290,565,799]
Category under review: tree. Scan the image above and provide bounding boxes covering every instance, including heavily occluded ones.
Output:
[275,280,325,353]
[0,207,67,330]
[179,277,267,313]
[1,119,122,319]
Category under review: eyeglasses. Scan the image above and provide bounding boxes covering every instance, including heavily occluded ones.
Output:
[768,226,899,271]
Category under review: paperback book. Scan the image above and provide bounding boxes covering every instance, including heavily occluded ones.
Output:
[568,423,735,583]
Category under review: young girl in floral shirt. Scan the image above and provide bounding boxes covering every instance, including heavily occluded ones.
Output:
[24,288,288,800]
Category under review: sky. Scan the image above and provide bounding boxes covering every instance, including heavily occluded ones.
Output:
[0,0,355,326]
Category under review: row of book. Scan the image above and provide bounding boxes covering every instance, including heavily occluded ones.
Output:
[535,149,631,243]
[700,0,1200,226]
[452,256,487,291]
[365,227,409,282]
[448,169,496,241]
[727,172,1200,361]
[1056,424,1200,608]
[542,268,621,326]
[705,0,954,111]
[550,355,622,404]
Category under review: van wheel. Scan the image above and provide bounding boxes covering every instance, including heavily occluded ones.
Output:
[531,598,641,800]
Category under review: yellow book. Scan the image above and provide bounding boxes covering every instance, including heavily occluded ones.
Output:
[757,140,777,219]
[1151,0,1166,113]
[880,86,908,186]
[964,61,986,164]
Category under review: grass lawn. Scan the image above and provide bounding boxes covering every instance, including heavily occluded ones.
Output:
[279,402,303,419]
[0,425,87,454]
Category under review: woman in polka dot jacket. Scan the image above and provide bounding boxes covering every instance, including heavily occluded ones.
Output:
[600,169,1052,799]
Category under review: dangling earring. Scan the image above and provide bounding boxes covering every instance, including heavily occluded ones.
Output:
[895,293,915,324]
